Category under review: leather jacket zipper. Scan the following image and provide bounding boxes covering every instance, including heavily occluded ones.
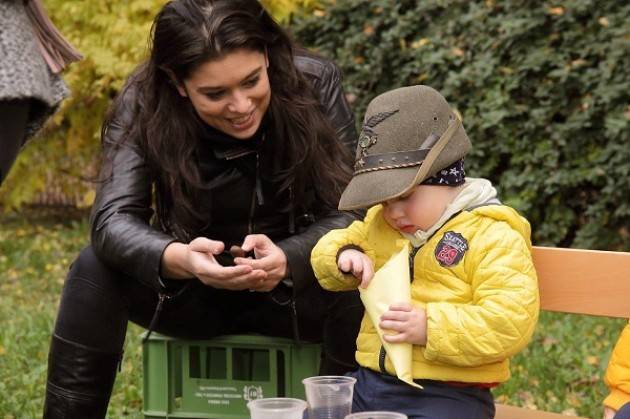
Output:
[290,299,301,344]
[248,152,263,234]
[142,281,192,343]
[143,292,171,343]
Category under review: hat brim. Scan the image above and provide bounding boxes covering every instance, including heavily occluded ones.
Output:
[338,119,470,210]
[338,165,420,210]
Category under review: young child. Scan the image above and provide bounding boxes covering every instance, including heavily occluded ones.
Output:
[311,85,540,419]
[604,322,630,419]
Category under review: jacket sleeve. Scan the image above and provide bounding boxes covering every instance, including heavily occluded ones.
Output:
[424,222,540,367]
[276,57,360,295]
[604,322,630,411]
[311,215,377,292]
[90,87,177,292]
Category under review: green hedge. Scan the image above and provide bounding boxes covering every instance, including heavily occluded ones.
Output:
[293,0,630,251]
[3,0,629,252]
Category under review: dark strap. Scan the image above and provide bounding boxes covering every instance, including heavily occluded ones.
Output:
[355,148,430,174]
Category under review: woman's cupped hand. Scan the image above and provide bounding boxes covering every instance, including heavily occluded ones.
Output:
[182,237,265,290]
[233,234,288,292]
[162,235,288,291]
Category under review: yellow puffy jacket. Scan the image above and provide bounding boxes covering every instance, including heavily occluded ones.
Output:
[312,204,539,384]
[605,322,630,410]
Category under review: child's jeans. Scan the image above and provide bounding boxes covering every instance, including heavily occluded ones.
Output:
[616,403,630,419]
[348,367,495,419]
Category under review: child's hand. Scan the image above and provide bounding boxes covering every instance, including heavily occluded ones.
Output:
[380,302,427,345]
[603,407,616,419]
[337,249,374,288]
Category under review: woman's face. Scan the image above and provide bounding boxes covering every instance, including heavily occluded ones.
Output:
[175,48,272,140]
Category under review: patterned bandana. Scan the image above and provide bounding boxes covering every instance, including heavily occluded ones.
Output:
[421,159,466,186]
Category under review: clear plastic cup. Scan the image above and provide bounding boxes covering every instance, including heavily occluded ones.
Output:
[247,397,307,419]
[345,412,408,419]
[302,375,357,419]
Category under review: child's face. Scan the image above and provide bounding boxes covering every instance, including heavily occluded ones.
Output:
[382,184,459,233]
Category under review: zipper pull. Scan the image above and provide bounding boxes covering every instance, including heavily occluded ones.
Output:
[288,186,295,234]
[143,293,170,343]
[290,299,301,345]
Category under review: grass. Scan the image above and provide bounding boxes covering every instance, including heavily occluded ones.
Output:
[0,209,625,418]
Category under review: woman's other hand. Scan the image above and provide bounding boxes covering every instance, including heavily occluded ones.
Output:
[233,234,288,292]
[337,248,374,288]
[161,238,267,290]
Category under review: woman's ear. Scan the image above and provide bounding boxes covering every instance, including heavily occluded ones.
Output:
[264,47,270,68]
[164,68,188,97]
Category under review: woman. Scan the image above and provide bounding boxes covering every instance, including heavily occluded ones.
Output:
[0,0,81,185]
[43,0,363,417]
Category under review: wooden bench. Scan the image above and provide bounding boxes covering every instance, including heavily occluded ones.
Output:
[495,246,630,419]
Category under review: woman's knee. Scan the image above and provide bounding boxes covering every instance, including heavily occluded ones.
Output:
[54,246,129,351]
[66,246,124,298]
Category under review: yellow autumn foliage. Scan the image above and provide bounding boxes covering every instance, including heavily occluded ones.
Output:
[0,0,322,210]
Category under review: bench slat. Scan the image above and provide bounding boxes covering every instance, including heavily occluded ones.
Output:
[495,403,587,419]
[533,246,630,318]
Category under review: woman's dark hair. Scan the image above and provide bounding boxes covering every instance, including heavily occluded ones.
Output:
[102,0,352,236]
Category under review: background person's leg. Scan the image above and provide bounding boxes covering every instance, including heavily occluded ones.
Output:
[0,99,30,185]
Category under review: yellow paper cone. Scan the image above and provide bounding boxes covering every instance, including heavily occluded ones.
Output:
[359,242,422,389]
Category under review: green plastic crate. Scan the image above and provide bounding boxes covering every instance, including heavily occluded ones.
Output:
[142,333,321,418]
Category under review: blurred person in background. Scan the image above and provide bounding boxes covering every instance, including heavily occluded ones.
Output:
[604,322,630,419]
[43,0,363,417]
[0,0,81,185]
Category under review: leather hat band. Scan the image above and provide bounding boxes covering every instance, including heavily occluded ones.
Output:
[354,148,430,174]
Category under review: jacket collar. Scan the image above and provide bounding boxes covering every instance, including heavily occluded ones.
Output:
[199,116,267,160]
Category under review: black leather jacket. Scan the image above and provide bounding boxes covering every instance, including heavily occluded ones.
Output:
[90,54,358,296]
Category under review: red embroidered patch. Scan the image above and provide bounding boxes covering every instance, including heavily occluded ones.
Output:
[435,231,468,267]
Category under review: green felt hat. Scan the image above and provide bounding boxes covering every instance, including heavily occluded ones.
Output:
[339,85,471,210]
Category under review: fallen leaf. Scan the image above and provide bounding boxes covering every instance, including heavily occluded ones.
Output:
[452,47,465,57]
[411,38,431,49]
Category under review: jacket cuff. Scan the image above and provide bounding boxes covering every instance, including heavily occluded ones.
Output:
[276,240,313,295]
[336,244,365,270]
[144,237,180,292]
[604,390,630,411]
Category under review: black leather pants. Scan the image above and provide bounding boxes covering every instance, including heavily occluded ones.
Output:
[0,100,30,185]
[44,245,363,418]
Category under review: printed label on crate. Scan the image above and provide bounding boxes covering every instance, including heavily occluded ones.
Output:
[193,384,264,406]
[194,385,245,406]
